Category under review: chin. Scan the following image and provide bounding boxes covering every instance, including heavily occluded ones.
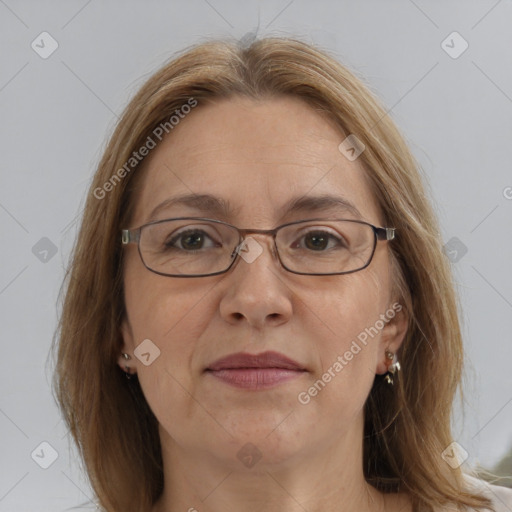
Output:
[203,414,313,471]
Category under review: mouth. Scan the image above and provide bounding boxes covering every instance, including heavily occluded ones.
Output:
[205,351,307,390]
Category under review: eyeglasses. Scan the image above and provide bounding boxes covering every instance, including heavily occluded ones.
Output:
[121,217,395,278]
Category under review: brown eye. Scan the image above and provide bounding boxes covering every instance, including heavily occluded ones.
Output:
[166,229,218,251]
[304,232,329,251]
[292,229,347,252]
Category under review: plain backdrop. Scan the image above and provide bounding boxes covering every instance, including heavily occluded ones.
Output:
[1,1,511,510]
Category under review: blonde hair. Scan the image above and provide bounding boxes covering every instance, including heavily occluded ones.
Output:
[53,37,493,512]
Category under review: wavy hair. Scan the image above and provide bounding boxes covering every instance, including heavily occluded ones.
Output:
[53,37,493,512]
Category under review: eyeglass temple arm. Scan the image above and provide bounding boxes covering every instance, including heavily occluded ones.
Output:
[376,227,395,241]
[121,229,140,244]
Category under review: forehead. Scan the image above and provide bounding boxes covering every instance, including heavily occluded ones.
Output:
[130,96,382,227]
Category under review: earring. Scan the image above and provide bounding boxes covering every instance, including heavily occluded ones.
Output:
[384,350,401,385]
[122,353,133,379]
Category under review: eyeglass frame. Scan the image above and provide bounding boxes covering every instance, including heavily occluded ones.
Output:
[121,216,396,278]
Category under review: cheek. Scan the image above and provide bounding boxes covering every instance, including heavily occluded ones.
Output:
[303,271,387,402]
[122,260,216,391]
[313,271,384,348]
[123,253,213,345]
[123,274,216,430]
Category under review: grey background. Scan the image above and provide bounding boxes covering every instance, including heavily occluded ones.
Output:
[1,1,511,510]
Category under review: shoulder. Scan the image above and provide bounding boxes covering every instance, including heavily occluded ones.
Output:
[462,473,512,512]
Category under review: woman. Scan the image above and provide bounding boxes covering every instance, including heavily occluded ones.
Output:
[53,37,512,512]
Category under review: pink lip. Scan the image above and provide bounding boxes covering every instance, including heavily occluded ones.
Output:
[205,351,307,390]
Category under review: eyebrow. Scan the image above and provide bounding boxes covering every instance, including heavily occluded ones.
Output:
[145,192,363,224]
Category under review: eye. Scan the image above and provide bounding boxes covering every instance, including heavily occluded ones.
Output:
[292,228,347,251]
[165,228,221,251]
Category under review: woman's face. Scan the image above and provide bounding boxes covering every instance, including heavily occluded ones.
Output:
[120,96,406,470]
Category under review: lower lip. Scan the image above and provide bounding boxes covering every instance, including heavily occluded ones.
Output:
[206,368,305,389]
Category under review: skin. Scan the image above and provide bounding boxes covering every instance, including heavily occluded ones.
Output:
[119,96,411,512]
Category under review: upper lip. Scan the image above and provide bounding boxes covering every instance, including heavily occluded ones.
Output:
[206,351,306,371]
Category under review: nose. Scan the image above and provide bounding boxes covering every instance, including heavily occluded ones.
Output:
[219,235,293,329]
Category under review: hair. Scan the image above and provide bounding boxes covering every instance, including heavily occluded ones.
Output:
[52,37,494,512]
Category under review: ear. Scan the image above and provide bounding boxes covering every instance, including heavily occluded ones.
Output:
[117,317,137,376]
[375,302,408,375]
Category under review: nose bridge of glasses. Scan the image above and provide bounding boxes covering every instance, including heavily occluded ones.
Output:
[234,228,279,260]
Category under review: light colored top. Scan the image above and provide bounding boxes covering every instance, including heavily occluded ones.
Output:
[463,473,512,512]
